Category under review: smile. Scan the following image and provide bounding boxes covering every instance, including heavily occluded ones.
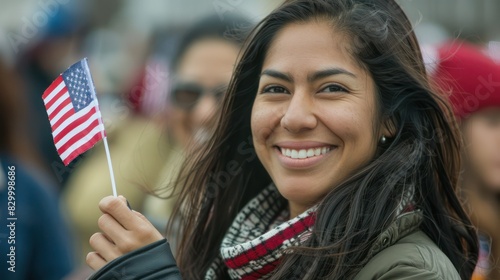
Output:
[278,146,332,159]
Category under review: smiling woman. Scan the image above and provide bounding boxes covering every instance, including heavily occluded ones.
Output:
[252,21,385,218]
[86,0,478,279]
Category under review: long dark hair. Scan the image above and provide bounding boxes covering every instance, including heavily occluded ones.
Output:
[170,0,478,279]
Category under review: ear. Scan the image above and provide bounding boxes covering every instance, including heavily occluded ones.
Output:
[381,116,397,139]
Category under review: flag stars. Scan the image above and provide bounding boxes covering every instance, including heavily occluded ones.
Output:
[62,63,95,113]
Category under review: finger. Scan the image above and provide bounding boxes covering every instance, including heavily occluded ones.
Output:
[119,195,132,210]
[99,196,140,230]
[97,214,128,244]
[86,251,107,271]
[89,232,122,262]
[132,210,164,237]
[133,210,150,223]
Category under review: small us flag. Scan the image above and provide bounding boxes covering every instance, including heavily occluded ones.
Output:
[42,58,105,165]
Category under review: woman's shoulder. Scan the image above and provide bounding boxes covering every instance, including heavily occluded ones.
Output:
[354,230,460,280]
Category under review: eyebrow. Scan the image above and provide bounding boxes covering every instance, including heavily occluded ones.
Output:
[307,68,357,82]
[260,69,294,82]
[260,68,357,83]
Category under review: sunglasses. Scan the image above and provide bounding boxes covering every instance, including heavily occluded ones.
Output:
[170,82,227,110]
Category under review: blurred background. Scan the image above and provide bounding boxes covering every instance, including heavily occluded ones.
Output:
[0,0,498,187]
[0,0,498,279]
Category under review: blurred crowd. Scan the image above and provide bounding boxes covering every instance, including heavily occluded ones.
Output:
[0,0,498,279]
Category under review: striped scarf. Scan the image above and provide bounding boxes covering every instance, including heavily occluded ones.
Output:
[204,183,414,279]
[205,184,316,279]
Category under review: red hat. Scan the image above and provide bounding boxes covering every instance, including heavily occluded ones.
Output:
[428,41,500,119]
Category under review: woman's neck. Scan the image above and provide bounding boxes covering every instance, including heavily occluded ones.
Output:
[288,202,309,219]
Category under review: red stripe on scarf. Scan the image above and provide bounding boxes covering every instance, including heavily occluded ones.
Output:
[225,215,315,269]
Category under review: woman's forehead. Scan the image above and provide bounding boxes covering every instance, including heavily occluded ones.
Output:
[262,21,366,79]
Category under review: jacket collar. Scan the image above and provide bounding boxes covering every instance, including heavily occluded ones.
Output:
[365,210,423,261]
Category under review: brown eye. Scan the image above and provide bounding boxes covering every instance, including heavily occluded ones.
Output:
[262,85,289,94]
[320,84,349,93]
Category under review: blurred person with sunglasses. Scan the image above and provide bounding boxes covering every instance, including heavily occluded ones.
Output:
[142,14,253,234]
[167,14,252,149]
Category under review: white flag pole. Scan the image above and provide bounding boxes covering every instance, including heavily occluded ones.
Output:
[102,137,118,197]
[82,58,118,197]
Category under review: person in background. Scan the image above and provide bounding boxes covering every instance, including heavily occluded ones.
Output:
[143,14,252,233]
[0,57,75,280]
[429,41,500,280]
[87,0,478,279]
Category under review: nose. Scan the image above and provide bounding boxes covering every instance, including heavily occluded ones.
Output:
[280,93,317,133]
[192,95,217,126]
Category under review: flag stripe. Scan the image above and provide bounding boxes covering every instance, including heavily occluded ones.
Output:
[44,84,66,110]
[61,132,103,165]
[54,106,99,146]
[46,89,69,116]
[48,96,72,120]
[49,103,73,128]
[56,118,102,154]
[52,103,96,138]
[42,76,64,100]
[43,80,66,109]
[59,124,104,161]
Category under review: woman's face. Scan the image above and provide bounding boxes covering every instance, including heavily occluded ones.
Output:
[251,21,389,217]
[462,108,500,190]
[171,39,240,147]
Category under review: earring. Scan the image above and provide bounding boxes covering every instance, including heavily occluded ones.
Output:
[380,135,387,144]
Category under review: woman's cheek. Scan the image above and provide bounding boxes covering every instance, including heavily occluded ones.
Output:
[251,103,283,142]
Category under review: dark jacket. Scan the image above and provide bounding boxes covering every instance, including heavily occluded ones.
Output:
[0,155,75,280]
[88,211,460,279]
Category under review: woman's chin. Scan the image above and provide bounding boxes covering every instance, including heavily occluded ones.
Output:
[275,181,323,208]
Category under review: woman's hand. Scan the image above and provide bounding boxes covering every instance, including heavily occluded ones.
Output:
[86,195,164,271]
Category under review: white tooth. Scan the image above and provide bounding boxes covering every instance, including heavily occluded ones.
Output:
[306,149,315,157]
[286,149,291,157]
[298,149,307,159]
[314,148,321,156]
[321,147,327,155]
[291,150,299,159]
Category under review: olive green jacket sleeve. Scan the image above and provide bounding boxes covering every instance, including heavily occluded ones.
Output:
[354,231,461,280]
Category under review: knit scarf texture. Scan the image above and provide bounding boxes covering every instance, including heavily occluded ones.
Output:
[204,183,414,279]
[205,184,315,280]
